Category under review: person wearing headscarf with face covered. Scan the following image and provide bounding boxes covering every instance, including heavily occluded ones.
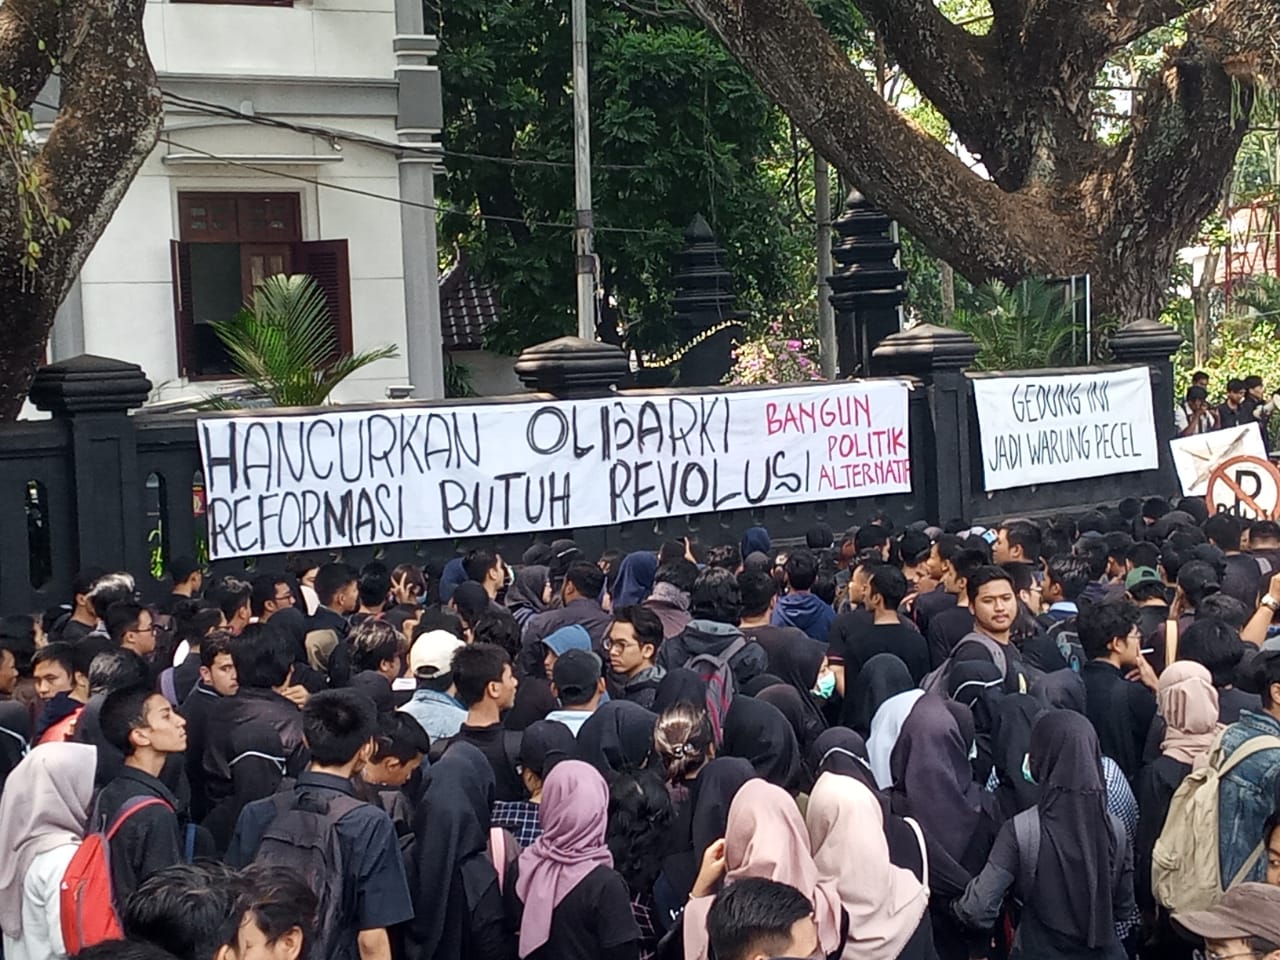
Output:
[754,683,825,773]
[1135,661,1221,948]
[953,710,1135,960]
[720,693,801,792]
[507,759,640,960]
[987,693,1048,821]
[0,741,96,960]
[577,699,657,778]
[682,779,845,960]
[506,566,551,628]
[407,742,511,960]
[806,771,934,960]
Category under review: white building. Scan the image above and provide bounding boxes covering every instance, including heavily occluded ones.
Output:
[47,0,446,405]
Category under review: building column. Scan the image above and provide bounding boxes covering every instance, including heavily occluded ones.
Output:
[394,1,446,399]
[50,277,85,361]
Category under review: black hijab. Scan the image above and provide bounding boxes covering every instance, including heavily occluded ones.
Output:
[577,700,657,776]
[755,684,825,761]
[989,693,1046,818]
[269,606,309,660]
[766,634,829,728]
[505,565,548,621]
[690,757,758,860]
[721,695,800,791]
[845,653,914,736]
[652,669,707,714]
[809,726,877,795]
[740,673,786,697]
[408,741,496,960]
[889,694,983,865]
[1029,710,1114,948]
[1030,668,1087,714]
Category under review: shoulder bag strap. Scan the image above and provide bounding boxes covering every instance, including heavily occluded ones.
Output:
[106,795,174,840]
[1166,619,1179,666]
[903,816,929,890]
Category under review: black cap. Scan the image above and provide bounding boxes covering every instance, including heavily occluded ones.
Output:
[552,648,602,703]
[168,556,202,582]
[518,719,579,776]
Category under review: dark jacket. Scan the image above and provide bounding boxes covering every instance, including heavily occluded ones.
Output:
[770,591,836,644]
[181,682,222,820]
[94,767,184,910]
[521,598,613,652]
[655,620,768,687]
[308,605,353,686]
[1080,660,1157,780]
[202,687,307,815]
[617,665,667,710]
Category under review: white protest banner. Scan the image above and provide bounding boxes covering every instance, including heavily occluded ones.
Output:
[198,381,912,559]
[1170,422,1269,496]
[972,367,1158,492]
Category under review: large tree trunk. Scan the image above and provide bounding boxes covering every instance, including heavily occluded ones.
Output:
[0,0,161,419]
[683,0,1278,327]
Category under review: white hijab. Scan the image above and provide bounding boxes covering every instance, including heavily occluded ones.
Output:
[868,689,924,788]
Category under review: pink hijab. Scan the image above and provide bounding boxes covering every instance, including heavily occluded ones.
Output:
[1158,661,1221,769]
[515,759,614,958]
[806,772,929,960]
[684,779,844,960]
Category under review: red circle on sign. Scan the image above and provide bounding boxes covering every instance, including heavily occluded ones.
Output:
[1206,455,1280,521]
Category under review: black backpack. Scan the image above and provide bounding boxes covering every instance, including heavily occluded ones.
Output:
[252,788,366,958]
[1046,617,1086,673]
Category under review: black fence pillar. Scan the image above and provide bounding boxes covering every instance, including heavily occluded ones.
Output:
[514,336,628,398]
[1109,318,1184,494]
[874,324,979,523]
[28,355,152,576]
[828,192,907,378]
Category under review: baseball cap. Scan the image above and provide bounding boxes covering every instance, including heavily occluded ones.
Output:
[408,629,465,678]
[518,718,579,777]
[1173,882,1280,943]
[1125,566,1162,590]
[544,623,592,656]
[552,648,602,702]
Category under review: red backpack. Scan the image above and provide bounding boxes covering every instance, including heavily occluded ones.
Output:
[60,796,174,953]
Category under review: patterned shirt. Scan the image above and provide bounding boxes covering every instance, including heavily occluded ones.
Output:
[1102,755,1142,939]
[490,799,542,848]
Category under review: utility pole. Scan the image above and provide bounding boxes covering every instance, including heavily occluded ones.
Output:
[815,152,836,379]
[571,0,597,341]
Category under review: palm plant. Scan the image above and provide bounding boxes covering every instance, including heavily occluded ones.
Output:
[210,274,398,407]
[947,279,1081,371]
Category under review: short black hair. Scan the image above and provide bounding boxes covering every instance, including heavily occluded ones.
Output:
[933,534,964,564]
[230,622,294,689]
[898,529,932,566]
[1045,555,1093,603]
[1104,531,1134,563]
[89,647,149,696]
[706,876,814,960]
[72,566,108,599]
[168,556,202,585]
[1143,496,1171,521]
[690,567,742,624]
[705,543,742,571]
[866,563,907,610]
[105,600,148,645]
[372,711,431,763]
[1000,519,1042,558]
[1252,521,1280,545]
[175,601,224,647]
[784,549,819,591]
[32,641,77,680]
[100,685,161,756]
[470,612,522,658]
[565,561,605,599]
[658,540,687,565]
[1197,594,1251,631]
[1072,536,1109,580]
[1205,513,1244,551]
[951,547,989,584]
[654,559,698,594]
[236,863,318,959]
[463,549,499,584]
[73,942,186,960]
[348,620,403,674]
[250,573,291,618]
[611,604,664,652]
[965,565,1013,603]
[854,524,889,552]
[1129,579,1169,604]
[451,642,511,708]
[357,561,391,608]
[199,631,235,670]
[1181,616,1246,687]
[123,861,245,960]
[736,570,777,619]
[88,573,137,617]
[302,689,378,766]
[1077,597,1141,660]
[207,578,251,622]
[314,562,356,606]
[1178,559,1222,610]
[1128,541,1161,570]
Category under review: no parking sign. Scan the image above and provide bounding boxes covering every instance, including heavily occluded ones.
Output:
[1206,455,1280,520]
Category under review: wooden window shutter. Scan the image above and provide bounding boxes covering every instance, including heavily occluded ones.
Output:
[292,240,353,355]
[170,240,195,376]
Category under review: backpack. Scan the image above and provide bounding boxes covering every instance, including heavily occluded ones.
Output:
[1046,618,1085,673]
[683,636,747,746]
[251,788,367,959]
[922,634,1020,694]
[60,796,174,954]
[1152,730,1280,912]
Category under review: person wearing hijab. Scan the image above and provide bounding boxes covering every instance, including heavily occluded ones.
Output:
[506,566,551,628]
[576,700,657,777]
[406,742,511,960]
[612,553,659,609]
[651,668,707,716]
[987,694,1047,821]
[868,686,925,789]
[721,694,801,791]
[946,660,1005,786]
[755,684,825,769]
[765,632,830,728]
[1136,662,1221,946]
[1029,668,1087,714]
[741,526,772,561]
[440,556,469,605]
[845,653,914,737]
[953,710,1135,960]
[0,742,97,960]
[509,759,640,960]
[806,772,933,960]
[682,779,844,960]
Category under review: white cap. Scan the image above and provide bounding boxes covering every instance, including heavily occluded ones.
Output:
[408,630,464,678]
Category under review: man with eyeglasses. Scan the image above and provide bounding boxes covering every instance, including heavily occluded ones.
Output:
[1173,881,1280,960]
[107,601,160,659]
[251,573,297,624]
[1078,596,1158,780]
[607,605,666,709]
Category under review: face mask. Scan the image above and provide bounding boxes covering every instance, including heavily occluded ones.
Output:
[1021,753,1036,784]
[813,670,836,700]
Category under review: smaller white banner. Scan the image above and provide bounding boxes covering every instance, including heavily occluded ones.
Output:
[972,367,1159,492]
[1170,422,1269,496]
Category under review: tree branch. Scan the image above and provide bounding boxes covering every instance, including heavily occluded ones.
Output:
[0,0,61,109]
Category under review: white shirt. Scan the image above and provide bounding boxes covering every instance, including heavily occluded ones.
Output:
[2,843,78,960]
[543,709,594,736]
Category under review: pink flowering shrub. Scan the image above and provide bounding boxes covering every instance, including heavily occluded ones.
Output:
[725,319,825,385]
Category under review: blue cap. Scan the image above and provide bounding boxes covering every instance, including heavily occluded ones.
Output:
[543,623,592,656]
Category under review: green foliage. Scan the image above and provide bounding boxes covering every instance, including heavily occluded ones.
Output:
[1,86,70,280]
[444,359,476,398]
[1231,275,1280,333]
[434,1,817,355]
[1175,322,1280,446]
[210,275,398,407]
[946,279,1082,371]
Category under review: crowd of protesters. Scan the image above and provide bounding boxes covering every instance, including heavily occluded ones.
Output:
[6,498,1280,960]
[1175,371,1278,439]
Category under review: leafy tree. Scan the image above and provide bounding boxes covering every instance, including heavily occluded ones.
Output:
[432,0,819,355]
[947,279,1081,371]
[681,0,1280,327]
[210,275,398,408]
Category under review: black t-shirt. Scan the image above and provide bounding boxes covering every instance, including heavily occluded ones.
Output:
[58,619,95,644]
[909,587,955,636]
[835,620,930,684]
[827,610,917,666]
[512,864,640,960]
[1222,553,1264,606]
[453,723,526,802]
[925,605,973,669]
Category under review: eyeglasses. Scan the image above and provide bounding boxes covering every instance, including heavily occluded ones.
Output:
[607,639,637,653]
[272,592,295,604]
[1194,949,1260,960]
